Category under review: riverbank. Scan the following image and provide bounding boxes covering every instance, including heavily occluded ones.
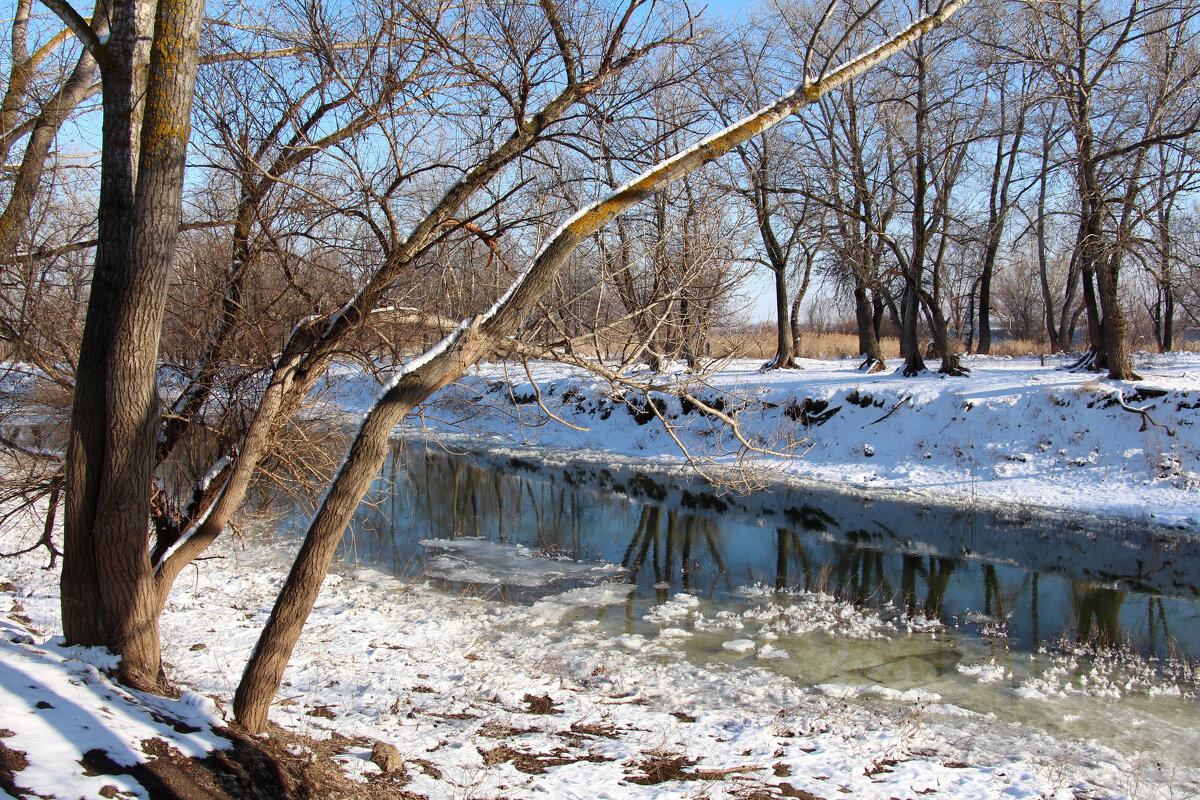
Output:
[383,351,1200,530]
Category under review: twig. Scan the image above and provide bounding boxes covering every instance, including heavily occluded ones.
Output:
[522,359,590,432]
[0,434,64,461]
[870,394,912,425]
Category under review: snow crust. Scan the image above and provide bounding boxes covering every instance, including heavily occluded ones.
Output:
[418,537,621,586]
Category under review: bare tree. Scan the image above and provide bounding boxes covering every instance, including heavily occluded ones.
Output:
[232,0,970,732]
[797,57,899,372]
[1011,0,1200,377]
[40,0,205,689]
[882,5,981,376]
[969,31,1033,354]
[705,15,824,370]
[0,0,103,258]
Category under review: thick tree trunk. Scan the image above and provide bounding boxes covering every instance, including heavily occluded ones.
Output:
[926,297,965,375]
[59,0,206,690]
[770,265,795,368]
[62,0,145,658]
[900,282,927,376]
[1093,256,1138,379]
[853,281,885,372]
[1072,82,1138,380]
[1161,289,1174,353]
[977,254,993,354]
[788,249,812,361]
[1080,267,1104,366]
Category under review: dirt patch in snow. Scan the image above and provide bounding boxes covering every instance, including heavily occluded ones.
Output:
[481,744,611,775]
[67,725,423,800]
[0,737,30,797]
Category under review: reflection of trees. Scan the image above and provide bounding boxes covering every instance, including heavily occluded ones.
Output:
[774,528,814,591]
[401,446,598,555]
[924,558,956,618]
[1031,573,1040,645]
[341,447,1194,663]
[1146,596,1173,654]
[1072,584,1126,648]
[901,555,921,616]
[621,505,731,599]
[898,555,957,619]
[830,543,892,604]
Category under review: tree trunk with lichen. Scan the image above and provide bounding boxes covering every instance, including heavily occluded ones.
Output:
[59,0,205,690]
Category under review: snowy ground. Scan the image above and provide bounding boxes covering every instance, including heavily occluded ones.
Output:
[2,352,1200,799]
[6,521,1195,800]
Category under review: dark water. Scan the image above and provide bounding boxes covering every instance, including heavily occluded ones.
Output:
[304,439,1200,663]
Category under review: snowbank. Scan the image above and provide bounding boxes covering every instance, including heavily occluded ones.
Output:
[403,352,1200,531]
[2,352,1199,798]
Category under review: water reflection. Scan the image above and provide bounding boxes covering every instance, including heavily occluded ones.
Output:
[313,440,1200,661]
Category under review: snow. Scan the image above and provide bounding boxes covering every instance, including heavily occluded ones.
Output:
[2,351,1200,798]
[407,352,1200,530]
[0,613,226,799]
[2,509,1197,798]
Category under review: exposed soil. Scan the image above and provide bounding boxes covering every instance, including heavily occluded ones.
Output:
[520,693,558,714]
[626,754,699,785]
[479,742,611,776]
[0,738,31,797]
[44,724,425,800]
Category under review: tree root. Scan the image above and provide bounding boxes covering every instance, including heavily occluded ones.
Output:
[1112,389,1176,437]
[1064,349,1099,372]
[858,356,886,374]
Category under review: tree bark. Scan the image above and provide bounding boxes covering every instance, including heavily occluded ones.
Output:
[900,282,927,375]
[853,280,885,372]
[59,0,206,689]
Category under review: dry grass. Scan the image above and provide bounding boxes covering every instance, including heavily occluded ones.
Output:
[985,338,1050,357]
[711,331,902,361]
[710,330,1071,360]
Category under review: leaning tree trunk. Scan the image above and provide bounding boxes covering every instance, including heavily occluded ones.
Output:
[976,81,1024,356]
[231,0,970,733]
[1033,128,1064,354]
[0,44,100,258]
[788,246,814,360]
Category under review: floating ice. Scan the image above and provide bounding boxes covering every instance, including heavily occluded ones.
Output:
[418,537,621,587]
